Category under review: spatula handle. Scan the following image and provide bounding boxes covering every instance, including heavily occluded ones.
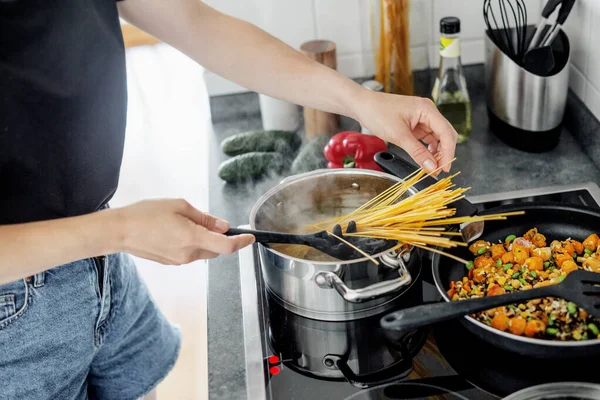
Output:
[225,228,308,245]
[380,285,556,332]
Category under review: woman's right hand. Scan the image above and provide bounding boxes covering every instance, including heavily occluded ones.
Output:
[111,199,254,265]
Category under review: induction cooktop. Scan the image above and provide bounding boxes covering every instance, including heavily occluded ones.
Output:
[238,182,600,400]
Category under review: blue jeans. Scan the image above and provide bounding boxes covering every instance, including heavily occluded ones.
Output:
[0,252,181,400]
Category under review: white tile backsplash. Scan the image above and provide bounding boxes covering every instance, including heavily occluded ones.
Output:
[204,0,600,121]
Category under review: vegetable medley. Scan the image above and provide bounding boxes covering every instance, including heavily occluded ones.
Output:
[448,228,600,341]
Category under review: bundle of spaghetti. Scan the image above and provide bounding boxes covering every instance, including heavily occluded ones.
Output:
[310,162,525,264]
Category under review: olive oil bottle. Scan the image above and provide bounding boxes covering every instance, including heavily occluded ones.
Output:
[431,17,472,143]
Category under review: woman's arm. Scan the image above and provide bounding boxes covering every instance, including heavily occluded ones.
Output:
[117,1,458,173]
[0,199,253,285]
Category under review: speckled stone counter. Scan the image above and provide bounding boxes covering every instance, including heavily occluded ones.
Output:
[206,64,600,399]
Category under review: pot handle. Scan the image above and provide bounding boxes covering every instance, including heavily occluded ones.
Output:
[374,151,479,219]
[314,256,412,303]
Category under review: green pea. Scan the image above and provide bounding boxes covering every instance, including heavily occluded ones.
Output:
[466,261,474,270]
[531,271,537,278]
[519,278,528,285]
[585,248,593,255]
[478,247,487,255]
[557,275,565,282]
[508,305,518,311]
[504,285,514,291]
[512,272,520,279]
[548,317,555,326]
[567,302,577,315]
[543,261,550,268]
[589,323,600,336]
[503,263,513,271]
[496,259,502,267]
[546,327,558,335]
[505,235,517,243]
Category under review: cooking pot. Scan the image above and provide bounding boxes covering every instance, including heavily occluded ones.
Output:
[249,169,422,321]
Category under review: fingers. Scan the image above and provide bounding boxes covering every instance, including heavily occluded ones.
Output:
[401,134,439,174]
[420,132,439,155]
[175,200,230,233]
[200,228,255,255]
[419,99,458,173]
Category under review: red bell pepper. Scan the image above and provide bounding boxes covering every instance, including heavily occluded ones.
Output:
[323,131,388,171]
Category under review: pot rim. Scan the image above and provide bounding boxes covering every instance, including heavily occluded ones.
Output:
[249,168,417,265]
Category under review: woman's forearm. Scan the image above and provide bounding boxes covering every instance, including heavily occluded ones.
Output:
[117,0,367,121]
[0,209,122,284]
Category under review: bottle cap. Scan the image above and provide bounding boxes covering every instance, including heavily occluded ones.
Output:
[440,17,460,34]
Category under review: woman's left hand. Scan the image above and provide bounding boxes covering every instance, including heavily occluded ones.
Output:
[351,90,458,175]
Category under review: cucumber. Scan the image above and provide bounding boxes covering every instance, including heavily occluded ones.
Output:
[221,130,301,156]
[290,134,333,175]
[218,152,287,183]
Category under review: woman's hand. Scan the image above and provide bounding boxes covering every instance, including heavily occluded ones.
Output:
[352,90,458,174]
[114,199,254,265]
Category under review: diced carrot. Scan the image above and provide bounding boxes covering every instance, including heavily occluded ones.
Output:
[491,313,510,331]
[447,287,456,298]
[472,269,486,283]
[524,256,544,271]
[583,234,599,251]
[580,310,589,320]
[474,256,495,269]
[491,244,507,261]
[512,245,529,264]
[525,320,546,338]
[561,260,578,274]
[524,228,537,241]
[532,233,547,248]
[501,252,515,264]
[509,317,527,335]
[488,285,506,297]
[570,240,584,255]
[463,281,472,293]
[560,241,575,256]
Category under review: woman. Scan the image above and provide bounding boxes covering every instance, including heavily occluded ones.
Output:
[0,0,457,398]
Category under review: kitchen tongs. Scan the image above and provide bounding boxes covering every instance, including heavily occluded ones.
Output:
[225,221,398,261]
[374,151,483,243]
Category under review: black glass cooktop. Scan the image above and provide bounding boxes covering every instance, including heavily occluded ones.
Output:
[238,182,600,400]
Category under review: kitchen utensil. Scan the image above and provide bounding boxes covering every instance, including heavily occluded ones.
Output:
[248,168,423,321]
[375,152,600,359]
[526,0,562,52]
[381,269,600,332]
[539,0,576,48]
[226,221,398,261]
[484,26,570,152]
[483,0,528,60]
[522,44,555,76]
[503,382,600,400]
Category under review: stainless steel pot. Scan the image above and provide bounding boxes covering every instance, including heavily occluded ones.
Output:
[249,169,422,321]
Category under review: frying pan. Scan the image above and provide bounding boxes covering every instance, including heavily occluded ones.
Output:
[374,151,600,359]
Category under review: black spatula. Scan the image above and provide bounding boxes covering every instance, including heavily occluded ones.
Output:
[380,269,600,332]
[225,221,398,260]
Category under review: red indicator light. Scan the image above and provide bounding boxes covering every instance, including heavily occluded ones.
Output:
[268,355,279,364]
[269,366,281,375]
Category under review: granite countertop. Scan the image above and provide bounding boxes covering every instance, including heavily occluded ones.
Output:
[206,64,600,399]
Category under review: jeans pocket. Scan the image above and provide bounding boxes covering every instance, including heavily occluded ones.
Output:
[0,279,29,330]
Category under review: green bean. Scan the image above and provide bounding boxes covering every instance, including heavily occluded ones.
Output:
[466,261,474,270]
[585,248,593,255]
[519,278,528,285]
[548,317,555,326]
[503,263,513,271]
[567,302,577,315]
[477,247,487,255]
[504,285,514,291]
[589,323,600,336]
[512,272,520,279]
[530,271,537,278]
[557,275,565,282]
[496,259,502,267]
[505,234,517,243]
[543,261,550,268]
[546,327,558,335]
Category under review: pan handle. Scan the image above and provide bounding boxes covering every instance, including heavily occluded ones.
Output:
[314,255,412,303]
[374,151,479,219]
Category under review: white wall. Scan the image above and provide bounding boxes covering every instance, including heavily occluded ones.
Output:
[203,0,600,123]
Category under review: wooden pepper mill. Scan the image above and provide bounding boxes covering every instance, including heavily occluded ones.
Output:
[300,40,340,140]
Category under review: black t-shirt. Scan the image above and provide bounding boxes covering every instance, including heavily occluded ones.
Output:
[0,0,127,224]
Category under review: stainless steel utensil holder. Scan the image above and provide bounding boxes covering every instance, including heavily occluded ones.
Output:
[484,26,571,153]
